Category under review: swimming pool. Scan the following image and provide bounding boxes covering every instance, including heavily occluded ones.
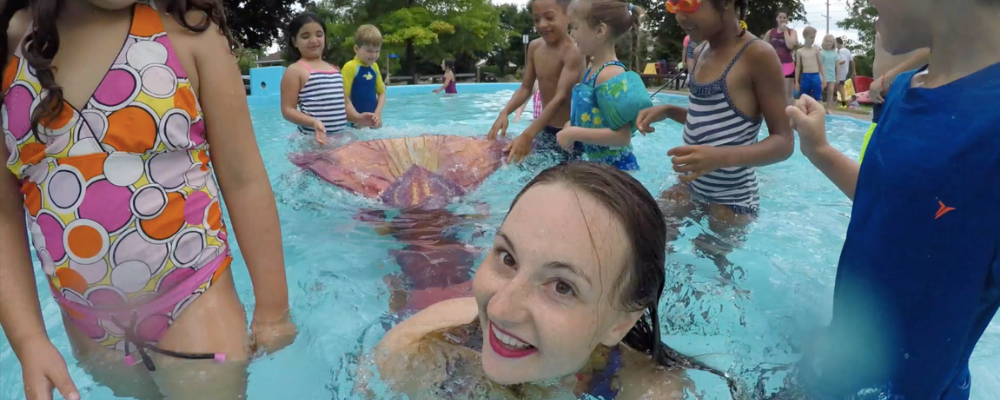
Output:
[1,83,997,399]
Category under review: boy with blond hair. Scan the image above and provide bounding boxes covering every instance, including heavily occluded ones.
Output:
[794,26,824,101]
[343,24,387,127]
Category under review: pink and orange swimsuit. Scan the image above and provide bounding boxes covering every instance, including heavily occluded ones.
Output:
[2,1,230,368]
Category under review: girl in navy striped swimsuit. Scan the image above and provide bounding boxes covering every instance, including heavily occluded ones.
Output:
[636,0,793,275]
[280,13,375,145]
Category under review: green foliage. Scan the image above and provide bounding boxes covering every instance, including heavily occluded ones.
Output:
[316,0,508,76]
[629,0,807,65]
[224,0,309,50]
[837,0,877,77]
[488,4,534,76]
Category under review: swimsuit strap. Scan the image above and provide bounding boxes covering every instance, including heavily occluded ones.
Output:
[690,38,759,85]
[298,59,316,73]
[584,60,626,86]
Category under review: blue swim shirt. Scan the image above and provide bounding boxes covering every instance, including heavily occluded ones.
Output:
[800,62,1000,400]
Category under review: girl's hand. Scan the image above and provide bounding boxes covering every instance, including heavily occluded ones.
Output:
[636,106,669,135]
[433,88,442,94]
[250,309,298,355]
[785,95,830,156]
[19,337,80,400]
[313,119,329,145]
[795,82,801,93]
[372,112,382,128]
[667,145,729,183]
[556,128,577,152]
[487,115,509,141]
[359,113,378,127]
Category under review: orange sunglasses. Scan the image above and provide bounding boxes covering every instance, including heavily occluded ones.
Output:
[665,0,701,13]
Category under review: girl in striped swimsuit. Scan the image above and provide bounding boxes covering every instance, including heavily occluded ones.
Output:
[280,13,376,145]
[637,0,794,276]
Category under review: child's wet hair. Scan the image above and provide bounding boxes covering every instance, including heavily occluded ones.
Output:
[572,0,646,68]
[18,0,234,141]
[286,12,326,62]
[355,24,383,48]
[803,26,817,38]
[508,162,745,398]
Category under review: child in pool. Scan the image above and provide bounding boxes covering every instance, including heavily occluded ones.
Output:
[512,81,541,123]
[342,25,387,128]
[635,0,793,275]
[556,0,653,171]
[364,162,742,400]
[777,0,1000,397]
[486,0,585,164]
[433,59,458,95]
[0,0,296,399]
[819,34,839,111]
[281,14,376,144]
[794,26,824,101]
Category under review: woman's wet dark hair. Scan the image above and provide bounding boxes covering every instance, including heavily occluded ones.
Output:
[285,12,326,63]
[20,0,234,141]
[573,0,646,70]
[443,59,455,72]
[508,162,744,398]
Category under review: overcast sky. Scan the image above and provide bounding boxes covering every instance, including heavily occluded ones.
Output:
[493,0,860,43]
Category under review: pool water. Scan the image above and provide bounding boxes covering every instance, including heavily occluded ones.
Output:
[1,83,998,399]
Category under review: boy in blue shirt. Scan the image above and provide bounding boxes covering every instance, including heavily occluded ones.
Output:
[343,24,386,128]
[783,0,1000,398]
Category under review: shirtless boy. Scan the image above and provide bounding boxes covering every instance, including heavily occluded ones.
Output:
[795,26,824,101]
[486,0,584,164]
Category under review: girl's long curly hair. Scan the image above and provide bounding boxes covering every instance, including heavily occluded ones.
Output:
[17,0,235,140]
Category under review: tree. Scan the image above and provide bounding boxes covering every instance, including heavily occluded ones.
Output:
[320,0,509,77]
[224,0,310,50]
[837,0,876,77]
[488,4,534,77]
[630,0,807,65]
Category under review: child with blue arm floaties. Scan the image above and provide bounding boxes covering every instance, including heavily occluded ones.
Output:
[556,0,653,171]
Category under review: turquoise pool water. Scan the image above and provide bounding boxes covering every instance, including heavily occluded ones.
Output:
[1,83,997,399]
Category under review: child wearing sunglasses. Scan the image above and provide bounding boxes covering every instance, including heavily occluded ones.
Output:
[775,0,1000,398]
[635,0,793,275]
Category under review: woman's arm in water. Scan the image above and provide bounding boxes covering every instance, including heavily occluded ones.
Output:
[279,64,318,128]
[194,23,293,347]
[373,297,480,395]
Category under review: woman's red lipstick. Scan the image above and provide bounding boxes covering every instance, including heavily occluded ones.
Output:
[488,321,538,359]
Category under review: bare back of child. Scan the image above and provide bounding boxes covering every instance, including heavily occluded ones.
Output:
[486,0,584,165]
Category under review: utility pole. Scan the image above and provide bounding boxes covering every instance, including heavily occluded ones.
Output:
[825,0,831,34]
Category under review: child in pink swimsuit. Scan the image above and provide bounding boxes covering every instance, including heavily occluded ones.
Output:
[1,0,293,398]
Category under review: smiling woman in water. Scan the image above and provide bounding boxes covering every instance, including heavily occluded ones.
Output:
[361,161,744,400]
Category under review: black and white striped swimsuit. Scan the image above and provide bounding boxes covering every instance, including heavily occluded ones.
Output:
[297,60,347,135]
[683,39,763,214]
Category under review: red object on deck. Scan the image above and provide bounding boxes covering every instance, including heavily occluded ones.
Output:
[854,76,874,93]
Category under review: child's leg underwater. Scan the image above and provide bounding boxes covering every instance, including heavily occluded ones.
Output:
[149,269,252,398]
[693,204,754,283]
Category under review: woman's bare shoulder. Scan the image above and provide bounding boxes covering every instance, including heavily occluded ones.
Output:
[616,347,692,400]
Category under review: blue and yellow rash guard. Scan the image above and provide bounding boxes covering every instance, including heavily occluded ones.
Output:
[342,57,386,114]
[802,63,1000,400]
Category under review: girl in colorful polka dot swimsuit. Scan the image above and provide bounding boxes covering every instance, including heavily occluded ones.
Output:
[1,0,295,398]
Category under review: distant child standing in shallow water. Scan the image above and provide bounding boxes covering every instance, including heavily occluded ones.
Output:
[820,34,839,111]
[281,13,376,144]
[433,59,458,95]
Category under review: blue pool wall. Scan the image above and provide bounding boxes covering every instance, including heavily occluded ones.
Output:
[250,66,286,97]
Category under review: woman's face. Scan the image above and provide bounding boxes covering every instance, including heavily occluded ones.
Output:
[674,0,724,43]
[776,12,788,27]
[472,183,641,385]
[871,0,932,55]
[295,21,326,60]
[569,5,602,56]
